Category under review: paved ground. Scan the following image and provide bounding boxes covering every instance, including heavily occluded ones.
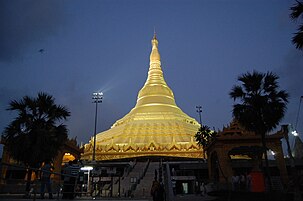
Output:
[0,199,150,201]
[1,192,296,201]
[0,194,217,201]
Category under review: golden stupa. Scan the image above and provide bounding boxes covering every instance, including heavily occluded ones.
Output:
[82,34,202,161]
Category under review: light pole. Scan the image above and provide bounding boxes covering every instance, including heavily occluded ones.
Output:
[195,106,203,181]
[92,92,103,161]
[196,106,202,125]
[295,96,303,130]
[289,95,303,201]
[290,95,303,154]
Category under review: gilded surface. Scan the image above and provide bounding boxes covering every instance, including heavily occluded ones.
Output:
[82,34,202,161]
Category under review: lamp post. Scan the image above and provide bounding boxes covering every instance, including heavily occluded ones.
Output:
[283,96,303,160]
[196,106,202,125]
[92,92,103,161]
[283,96,303,201]
[291,96,303,150]
[295,96,303,130]
[195,105,205,172]
[289,96,303,201]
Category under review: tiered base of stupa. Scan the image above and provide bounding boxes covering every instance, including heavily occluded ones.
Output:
[81,117,202,161]
[82,147,202,161]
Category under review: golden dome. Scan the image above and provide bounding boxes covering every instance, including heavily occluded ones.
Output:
[82,34,202,161]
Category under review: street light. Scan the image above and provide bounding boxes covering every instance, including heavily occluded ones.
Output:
[92,92,103,161]
[295,96,303,130]
[292,130,299,137]
[196,106,202,125]
[80,166,93,194]
[289,95,303,201]
[195,106,204,179]
[292,96,303,149]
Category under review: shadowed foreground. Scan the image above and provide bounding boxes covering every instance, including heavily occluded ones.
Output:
[209,191,297,201]
[0,192,300,201]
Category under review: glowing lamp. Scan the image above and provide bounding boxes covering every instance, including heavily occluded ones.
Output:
[292,130,299,136]
[80,166,93,171]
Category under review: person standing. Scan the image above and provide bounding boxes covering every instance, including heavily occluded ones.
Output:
[200,182,206,196]
[62,160,80,199]
[150,178,165,201]
[231,173,240,191]
[158,179,165,201]
[62,161,73,199]
[40,161,54,199]
[69,160,80,199]
[246,172,252,192]
[151,179,160,201]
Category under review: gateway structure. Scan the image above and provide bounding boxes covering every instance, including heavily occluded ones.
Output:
[82,34,201,161]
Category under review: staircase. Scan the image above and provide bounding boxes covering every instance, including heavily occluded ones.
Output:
[110,160,164,199]
[112,160,147,197]
[133,161,159,198]
[111,160,161,199]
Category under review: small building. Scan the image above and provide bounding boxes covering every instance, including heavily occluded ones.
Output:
[206,120,288,190]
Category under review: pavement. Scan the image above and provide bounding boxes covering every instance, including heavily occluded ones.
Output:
[0,194,217,201]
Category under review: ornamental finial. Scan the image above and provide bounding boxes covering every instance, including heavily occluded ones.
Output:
[153,27,157,40]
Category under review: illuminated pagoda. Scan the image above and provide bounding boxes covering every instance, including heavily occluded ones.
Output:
[82,34,201,161]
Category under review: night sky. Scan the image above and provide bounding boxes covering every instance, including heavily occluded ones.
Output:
[1,0,302,156]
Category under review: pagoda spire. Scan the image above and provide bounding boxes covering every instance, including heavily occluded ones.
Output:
[150,32,161,65]
[153,27,157,39]
[135,33,174,107]
[144,33,166,90]
[82,34,201,161]
[112,33,196,125]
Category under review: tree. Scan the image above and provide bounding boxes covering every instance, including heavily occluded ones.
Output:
[229,71,288,191]
[290,1,303,50]
[2,92,70,193]
[195,125,217,159]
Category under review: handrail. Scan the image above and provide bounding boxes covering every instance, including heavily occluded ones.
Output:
[0,161,87,200]
[0,162,78,178]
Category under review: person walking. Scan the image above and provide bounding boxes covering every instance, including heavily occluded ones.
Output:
[40,161,54,199]
[150,178,165,201]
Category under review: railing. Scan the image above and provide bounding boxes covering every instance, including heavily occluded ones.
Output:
[1,160,158,200]
[0,162,91,200]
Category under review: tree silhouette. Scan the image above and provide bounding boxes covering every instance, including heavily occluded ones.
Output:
[229,71,288,191]
[195,125,217,159]
[290,1,303,50]
[2,92,70,193]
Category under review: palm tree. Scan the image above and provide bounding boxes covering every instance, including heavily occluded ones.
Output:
[229,71,288,191]
[2,92,70,193]
[195,125,217,159]
[290,1,303,50]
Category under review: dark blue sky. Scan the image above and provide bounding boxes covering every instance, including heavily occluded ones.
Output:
[1,0,302,156]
